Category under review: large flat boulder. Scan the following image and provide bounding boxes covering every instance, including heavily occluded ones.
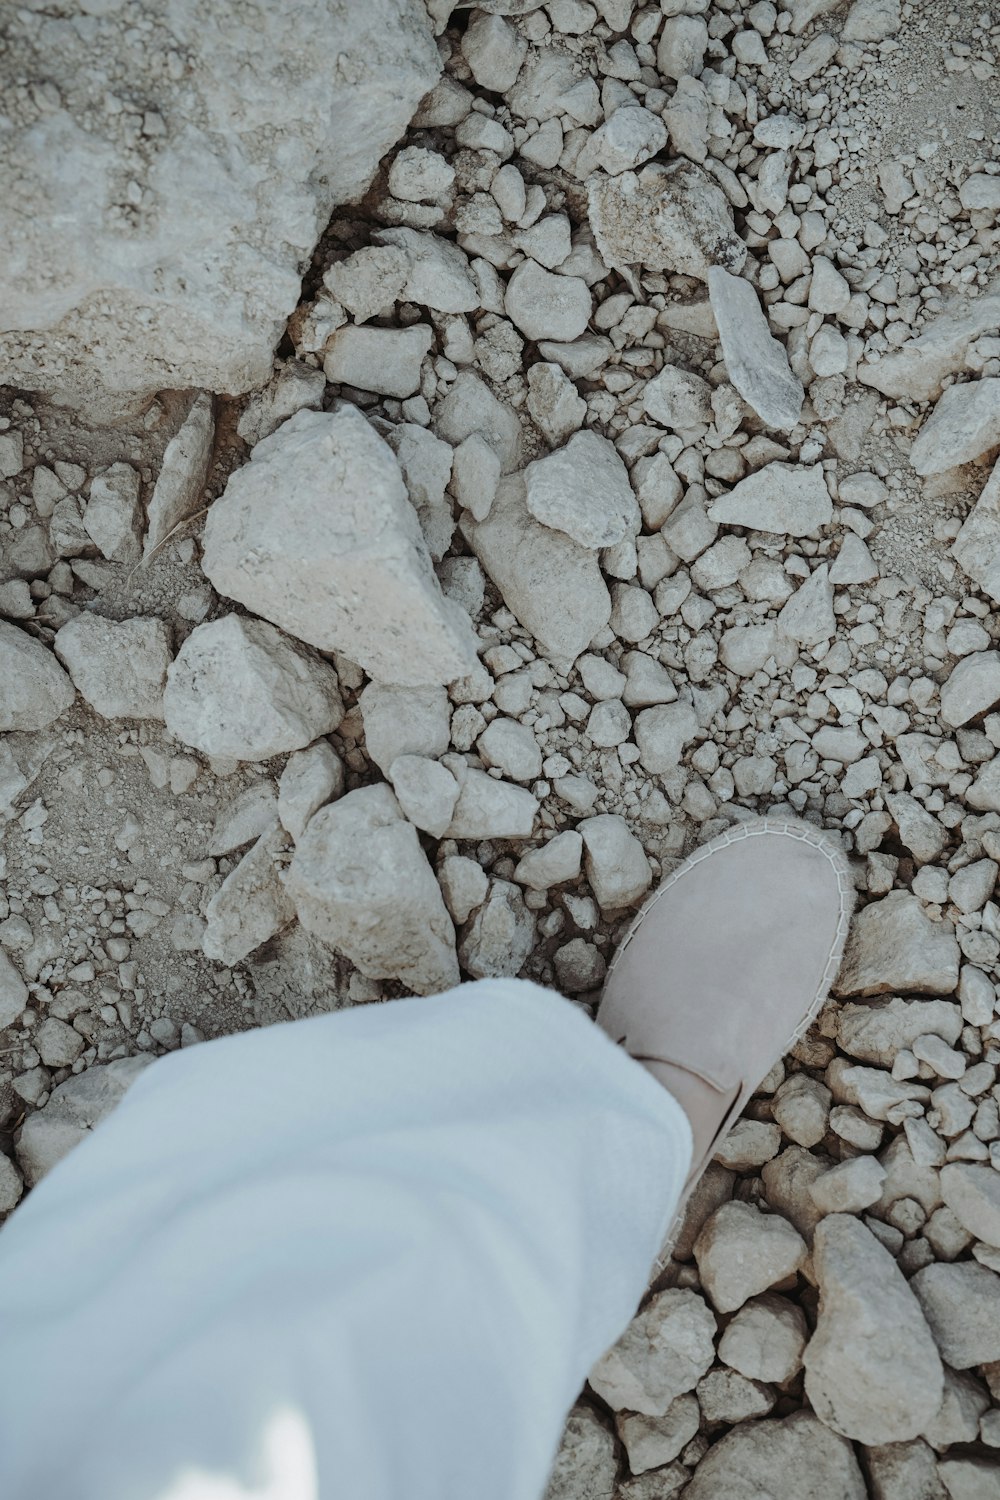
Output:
[0,1,439,411]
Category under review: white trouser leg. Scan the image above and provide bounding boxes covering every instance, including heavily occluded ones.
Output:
[0,979,692,1500]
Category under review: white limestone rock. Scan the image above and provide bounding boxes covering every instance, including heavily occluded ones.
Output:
[708,463,832,535]
[434,372,522,474]
[833,890,961,997]
[144,393,214,560]
[359,683,451,776]
[634,702,700,773]
[373,228,479,313]
[458,878,535,979]
[0,951,29,1030]
[477,717,543,783]
[708,267,804,432]
[386,422,456,563]
[0,621,76,731]
[201,407,477,687]
[718,1293,808,1384]
[617,1396,700,1476]
[202,822,295,966]
[682,1412,866,1500]
[804,1215,943,1443]
[445,768,538,839]
[54,614,171,721]
[643,364,713,432]
[83,463,144,565]
[575,107,668,180]
[237,361,326,447]
[910,379,1000,477]
[952,462,1000,605]
[438,854,489,926]
[461,476,611,667]
[278,742,344,843]
[163,614,344,762]
[513,831,584,891]
[940,651,1000,728]
[388,755,460,837]
[451,433,502,522]
[15,1057,151,1189]
[525,362,588,447]
[775,564,835,647]
[589,1289,717,1415]
[323,324,433,398]
[858,293,1000,403]
[543,1406,617,1500]
[524,431,639,549]
[504,259,592,343]
[588,161,746,279]
[579,814,653,910]
[694,1201,807,1313]
[0,1,440,411]
[912,1261,1000,1369]
[286,784,458,996]
[940,1164,1000,1249]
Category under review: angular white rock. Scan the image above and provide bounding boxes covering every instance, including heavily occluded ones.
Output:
[323,324,433,398]
[708,267,804,432]
[277,741,344,842]
[144,393,214,561]
[0,621,76,731]
[15,1058,150,1188]
[718,1293,808,1384]
[477,717,543,783]
[84,463,144,564]
[682,1412,866,1500]
[775,564,835,647]
[643,364,713,431]
[164,614,344,762]
[203,822,296,965]
[0,1,440,410]
[286,784,458,995]
[374,228,478,313]
[54,614,171,721]
[513,831,583,890]
[940,1164,1000,1249]
[589,1289,717,1415]
[359,683,451,776]
[805,1215,943,1444]
[504,259,592,342]
[525,362,587,447]
[388,754,460,837]
[694,1201,807,1313]
[579,814,652,910]
[952,461,1000,604]
[445,768,538,839]
[588,161,746,279]
[458,878,535,979]
[202,407,477,686]
[833,890,961,997]
[708,463,832,535]
[634,702,699,773]
[910,379,1000,477]
[462,476,611,666]
[940,651,1000,728]
[858,292,1000,403]
[524,430,639,548]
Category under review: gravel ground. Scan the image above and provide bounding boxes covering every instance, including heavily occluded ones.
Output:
[2,0,1000,1494]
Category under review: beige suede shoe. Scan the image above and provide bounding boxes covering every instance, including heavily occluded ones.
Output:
[596,815,854,1255]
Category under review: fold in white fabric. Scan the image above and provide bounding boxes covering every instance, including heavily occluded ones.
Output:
[0,979,691,1500]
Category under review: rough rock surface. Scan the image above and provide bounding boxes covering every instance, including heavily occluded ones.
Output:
[462,477,611,665]
[708,267,804,431]
[202,408,477,687]
[912,1262,1000,1370]
[54,615,171,721]
[15,1058,150,1188]
[163,615,344,762]
[589,1289,716,1415]
[708,464,832,535]
[588,162,746,279]
[524,432,639,549]
[286,785,459,996]
[694,1201,807,1313]
[682,1412,866,1500]
[834,890,961,997]
[0,621,75,731]
[0,1,440,410]
[803,1214,944,1443]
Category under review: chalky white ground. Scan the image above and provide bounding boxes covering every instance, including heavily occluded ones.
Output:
[1,0,1000,1494]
